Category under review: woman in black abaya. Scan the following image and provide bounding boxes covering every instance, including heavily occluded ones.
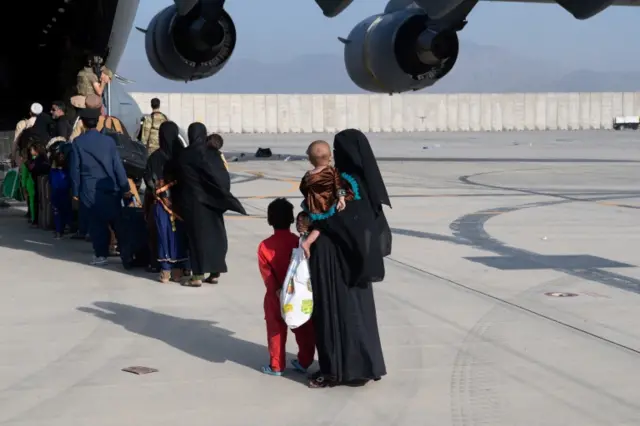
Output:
[308,128,392,388]
[176,123,246,287]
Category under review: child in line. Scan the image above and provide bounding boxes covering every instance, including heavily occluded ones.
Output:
[257,198,315,376]
[299,140,354,257]
[49,151,72,239]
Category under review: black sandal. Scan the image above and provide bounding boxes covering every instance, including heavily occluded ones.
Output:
[204,276,219,284]
[308,374,337,389]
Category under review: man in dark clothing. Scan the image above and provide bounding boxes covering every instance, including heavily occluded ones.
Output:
[51,100,73,139]
[32,111,56,140]
[70,107,131,266]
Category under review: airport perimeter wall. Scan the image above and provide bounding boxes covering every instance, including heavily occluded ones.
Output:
[130,92,640,133]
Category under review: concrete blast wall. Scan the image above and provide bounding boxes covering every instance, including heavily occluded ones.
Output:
[130,92,640,133]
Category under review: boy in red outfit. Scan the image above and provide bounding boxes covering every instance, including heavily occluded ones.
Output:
[257,198,315,376]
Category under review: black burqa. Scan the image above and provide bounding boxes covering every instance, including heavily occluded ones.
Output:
[143,121,179,191]
[176,123,246,275]
[309,128,391,384]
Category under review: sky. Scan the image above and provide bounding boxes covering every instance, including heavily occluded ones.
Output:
[124,0,640,72]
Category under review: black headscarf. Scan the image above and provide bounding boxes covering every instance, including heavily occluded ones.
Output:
[143,121,180,191]
[334,129,391,209]
[160,121,179,157]
[187,122,207,148]
[178,122,246,215]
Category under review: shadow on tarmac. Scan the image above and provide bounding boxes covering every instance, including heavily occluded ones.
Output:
[77,301,310,385]
[0,206,153,280]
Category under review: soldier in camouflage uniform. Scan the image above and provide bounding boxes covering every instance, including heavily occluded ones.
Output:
[139,98,167,153]
[76,54,113,98]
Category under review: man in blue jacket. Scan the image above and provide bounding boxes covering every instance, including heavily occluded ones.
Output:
[70,106,131,266]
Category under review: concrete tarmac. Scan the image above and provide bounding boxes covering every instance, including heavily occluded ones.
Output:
[1,131,640,425]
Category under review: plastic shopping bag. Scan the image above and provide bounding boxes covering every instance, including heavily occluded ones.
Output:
[280,239,313,329]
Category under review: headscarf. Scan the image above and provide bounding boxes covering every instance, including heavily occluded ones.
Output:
[333,129,390,209]
[144,121,180,190]
[166,122,186,182]
[158,121,179,159]
[187,122,207,148]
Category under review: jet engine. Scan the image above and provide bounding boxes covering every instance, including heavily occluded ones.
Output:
[143,1,236,81]
[342,8,458,94]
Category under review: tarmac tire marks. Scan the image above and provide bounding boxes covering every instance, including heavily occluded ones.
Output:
[453,172,640,293]
[449,274,601,426]
[388,168,640,425]
[450,172,640,425]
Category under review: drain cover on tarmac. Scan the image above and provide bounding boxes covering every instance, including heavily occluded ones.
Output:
[122,366,158,375]
[545,292,579,297]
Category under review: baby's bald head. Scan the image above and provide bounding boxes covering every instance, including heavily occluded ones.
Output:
[306,140,331,167]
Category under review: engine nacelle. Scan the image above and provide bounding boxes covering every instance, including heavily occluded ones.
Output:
[145,3,236,81]
[343,9,458,94]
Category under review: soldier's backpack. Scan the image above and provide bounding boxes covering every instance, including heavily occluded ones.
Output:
[150,111,167,130]
[100,116,148,180]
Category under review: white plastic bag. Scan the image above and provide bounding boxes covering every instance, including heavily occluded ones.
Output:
[280,238,313,328]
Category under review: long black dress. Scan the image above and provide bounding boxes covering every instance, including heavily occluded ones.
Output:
[308,128,392,386]
[176,123,246,277]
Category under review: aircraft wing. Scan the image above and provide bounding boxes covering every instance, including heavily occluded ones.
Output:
[478,0,640,18]
[480,0,640,4]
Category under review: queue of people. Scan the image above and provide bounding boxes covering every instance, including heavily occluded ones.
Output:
[10,82,391,389]
[12,99,244,285]
[8,43,390,390]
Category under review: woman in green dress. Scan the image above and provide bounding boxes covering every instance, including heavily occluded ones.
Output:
[16,129,41,224]
[20,159,35,223]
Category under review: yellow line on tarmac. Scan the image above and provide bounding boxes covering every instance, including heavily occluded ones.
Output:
[597,201,621,207]
[242,171,299,200]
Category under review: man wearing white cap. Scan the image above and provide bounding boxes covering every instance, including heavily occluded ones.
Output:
[30,102,43,115]
[11,103,42,167]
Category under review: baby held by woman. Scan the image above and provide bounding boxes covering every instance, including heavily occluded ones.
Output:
[299,140,353,256]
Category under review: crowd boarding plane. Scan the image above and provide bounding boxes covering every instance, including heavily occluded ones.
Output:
[3,0,637,135]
